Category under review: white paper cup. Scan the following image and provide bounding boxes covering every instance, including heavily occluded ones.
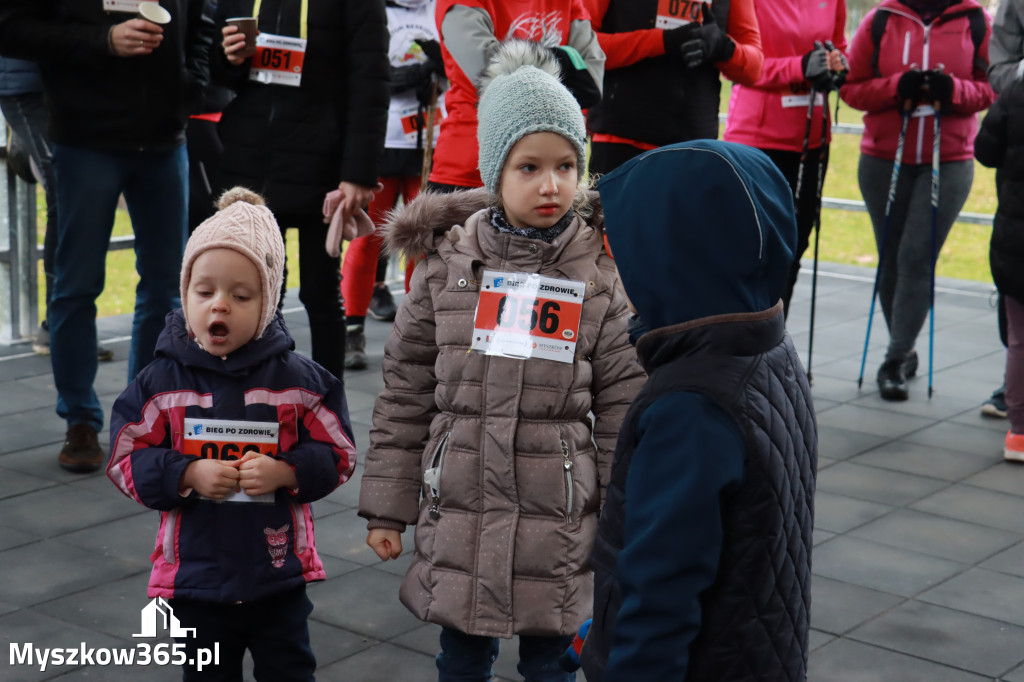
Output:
[137,2,171,24]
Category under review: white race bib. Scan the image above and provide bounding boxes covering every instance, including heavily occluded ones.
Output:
[471,270,586,364]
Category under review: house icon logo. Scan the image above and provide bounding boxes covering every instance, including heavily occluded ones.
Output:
[133,597,197,638]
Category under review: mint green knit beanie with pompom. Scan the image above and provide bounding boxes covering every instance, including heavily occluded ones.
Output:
[476,40,587,196]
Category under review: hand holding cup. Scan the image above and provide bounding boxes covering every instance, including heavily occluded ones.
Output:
[223,17,259,65]
[109,17,165,57]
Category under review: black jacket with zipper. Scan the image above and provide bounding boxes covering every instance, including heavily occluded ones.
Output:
[0,0,214,152]
[212,0,389,219]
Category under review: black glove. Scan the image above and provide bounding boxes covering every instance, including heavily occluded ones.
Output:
[896,69,927,102]
[416,39,444,75]
[926,69,954,108]
[550,45,602,108]
[676,4,735,69]
[802,43,833,91]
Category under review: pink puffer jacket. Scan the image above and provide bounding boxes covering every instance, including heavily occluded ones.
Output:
[840,0,995,165]
[358,189,645,638]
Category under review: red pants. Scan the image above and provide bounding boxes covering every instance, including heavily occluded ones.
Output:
[341,176,420,318]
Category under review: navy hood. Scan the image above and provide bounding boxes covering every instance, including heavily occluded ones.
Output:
[598,140,797,329]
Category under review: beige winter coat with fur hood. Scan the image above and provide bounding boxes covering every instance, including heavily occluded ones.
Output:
[358,188,645,638]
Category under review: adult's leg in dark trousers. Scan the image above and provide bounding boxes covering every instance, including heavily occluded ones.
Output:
[293,218,346,380]
[50,145,122,433]
[123,145,189,379]
[761,146,828,318]
[588,142,645,177]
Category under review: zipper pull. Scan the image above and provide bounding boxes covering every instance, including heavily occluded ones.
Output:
[562,440,572,471]
[429,499,441,520]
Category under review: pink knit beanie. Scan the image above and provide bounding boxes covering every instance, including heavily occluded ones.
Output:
[180,187,285,340]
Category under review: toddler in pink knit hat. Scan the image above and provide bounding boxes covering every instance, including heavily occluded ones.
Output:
[107,187,356,681]
[181,187,286,357]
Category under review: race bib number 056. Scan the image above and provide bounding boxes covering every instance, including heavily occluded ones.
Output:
[656,0,710,29]
[471,270,585,364]
[183,418,279,503]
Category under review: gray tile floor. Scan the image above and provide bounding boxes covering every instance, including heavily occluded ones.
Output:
[1,260,1022,681]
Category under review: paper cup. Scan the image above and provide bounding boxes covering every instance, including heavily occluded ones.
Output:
[226,17,258,57]
[137,2,171,25]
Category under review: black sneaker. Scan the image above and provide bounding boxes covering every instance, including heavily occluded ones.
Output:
[877,359,909,401]
[58,423,104,473]
[981,385,1008,418]
[368,285,398,322]
[902,350,918,379]
[344,325,367,370]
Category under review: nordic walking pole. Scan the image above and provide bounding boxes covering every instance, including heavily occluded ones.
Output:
[807,88,830,384]
[928,73,943,398]
[857,93,916,388]
[795,42,821,379]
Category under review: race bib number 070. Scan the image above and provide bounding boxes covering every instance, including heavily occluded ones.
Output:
[471,270,585,364]
[656,0,710,29]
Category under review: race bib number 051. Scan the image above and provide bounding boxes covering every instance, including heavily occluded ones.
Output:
[249,33,306,87]
[471,270,585,364]
[656,0,710,29]
[183,418,279,503]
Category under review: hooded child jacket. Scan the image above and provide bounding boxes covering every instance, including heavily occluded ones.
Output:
[358,189,645,638]
[107,310,357,604]
[579,141,817,682]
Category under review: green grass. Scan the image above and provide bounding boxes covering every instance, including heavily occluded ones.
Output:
[31,192,303,319]
[27,102,998,319]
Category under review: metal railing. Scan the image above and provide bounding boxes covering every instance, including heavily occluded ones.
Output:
[0,122,40,345]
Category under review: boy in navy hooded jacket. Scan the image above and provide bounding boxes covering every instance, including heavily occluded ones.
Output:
[579,140,818,682]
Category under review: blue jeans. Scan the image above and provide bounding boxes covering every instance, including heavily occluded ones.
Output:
[436,627,575,682]
[0,92,57,306]
[50,144,187,432]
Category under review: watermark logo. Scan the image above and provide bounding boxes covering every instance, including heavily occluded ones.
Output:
[134,597,196,638]
[9,598,219,672]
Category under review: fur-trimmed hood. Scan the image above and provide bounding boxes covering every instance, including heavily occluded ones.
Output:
[382,187,605,259]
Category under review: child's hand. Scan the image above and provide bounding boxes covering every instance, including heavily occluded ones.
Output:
[237,452,298,496]
[180,458,241,499]
[367,529,403,561]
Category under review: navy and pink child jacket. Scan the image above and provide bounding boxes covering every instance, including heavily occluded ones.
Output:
[107,310,356,604]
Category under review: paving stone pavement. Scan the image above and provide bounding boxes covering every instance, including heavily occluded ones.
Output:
[1,261,1022,682]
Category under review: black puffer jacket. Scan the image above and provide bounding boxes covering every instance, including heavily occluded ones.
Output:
[212,0,389,218]
[975,79,1024,302]
[0,0,213,151]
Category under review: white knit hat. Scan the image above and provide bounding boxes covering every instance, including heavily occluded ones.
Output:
[476,40,587,196]
[180,187,285,340]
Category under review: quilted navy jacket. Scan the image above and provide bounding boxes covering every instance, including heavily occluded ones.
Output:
[581,141,817,681]
[107,310,356,603]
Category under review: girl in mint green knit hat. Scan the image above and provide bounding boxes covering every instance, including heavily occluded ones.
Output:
[359,39,644,682]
